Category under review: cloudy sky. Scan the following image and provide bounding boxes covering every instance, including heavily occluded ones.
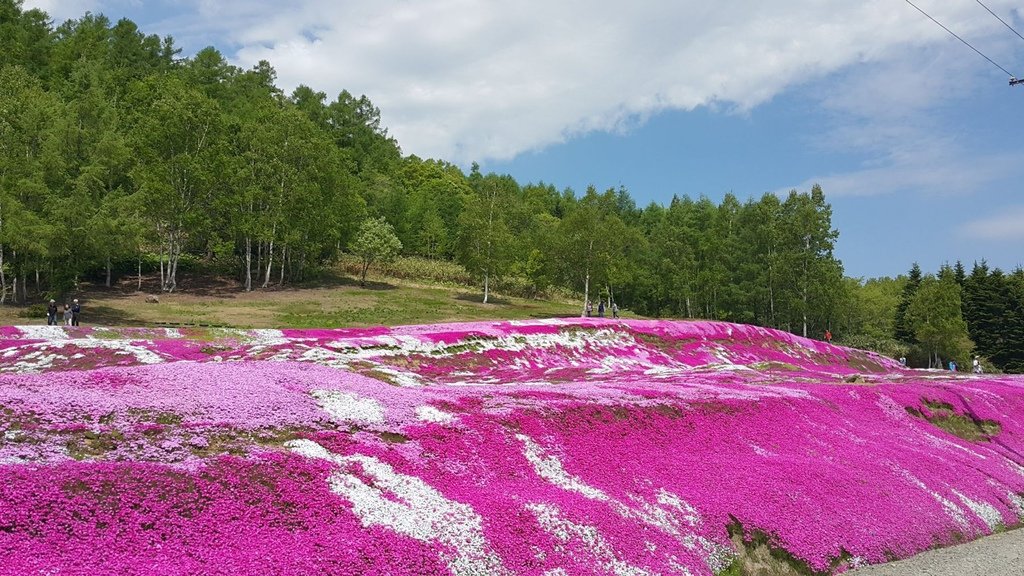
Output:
[27,0,1024,278]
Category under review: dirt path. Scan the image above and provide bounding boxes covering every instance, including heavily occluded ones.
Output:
[850,529,1024,575]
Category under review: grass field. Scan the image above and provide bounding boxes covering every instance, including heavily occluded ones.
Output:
[0,265,590,328]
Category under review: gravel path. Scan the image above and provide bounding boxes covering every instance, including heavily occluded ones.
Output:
[850,529,1024,576]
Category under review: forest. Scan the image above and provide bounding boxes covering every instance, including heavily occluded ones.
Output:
[1,1,1022,371]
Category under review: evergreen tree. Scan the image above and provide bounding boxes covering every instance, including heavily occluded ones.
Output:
[893,263,922,343]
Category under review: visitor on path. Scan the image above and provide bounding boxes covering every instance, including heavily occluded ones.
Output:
[949,360,957,372]
[71,299,81,326]
[46,299,58,326]
[824,329,832,344]
[899,356,907,367]
[597,301,605,318]
[973,356,983,374]
[585,300,593,317]
[62,304,72,326]
[612,303,619,319]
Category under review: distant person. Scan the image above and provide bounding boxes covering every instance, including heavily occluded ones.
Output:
[46,299,58,326]
[585,300,593,317]
[597,301,605,318]
[71,299,81,326]
[973,356,983,374]
[824,329,832,344]
[62,303,72,326]
[948,360,957,372]
[612,303,619,319]
[899,356,907,367]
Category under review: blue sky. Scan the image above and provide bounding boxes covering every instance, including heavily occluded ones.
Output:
[28,0,1024,279]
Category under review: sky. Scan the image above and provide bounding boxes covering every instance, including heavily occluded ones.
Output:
[25,0,1024,279]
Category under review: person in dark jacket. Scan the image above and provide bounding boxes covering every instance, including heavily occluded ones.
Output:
[46,299,58,325]
[71,299,81,326]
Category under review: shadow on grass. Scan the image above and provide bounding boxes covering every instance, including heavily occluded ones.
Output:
[80,305,147,327]
[452,292,513,305]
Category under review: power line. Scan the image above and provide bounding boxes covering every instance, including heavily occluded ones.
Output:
[975,0,1024,44]
[902,0,1015,78]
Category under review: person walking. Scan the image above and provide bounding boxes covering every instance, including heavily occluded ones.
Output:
[612,303,619,319]
[62,303,72,326]
[973,356,983,374]
[585,300,593,317]
[597,301,605,318]
[46,299,58,326]
[71,299,81,326]
[824,329,832,344]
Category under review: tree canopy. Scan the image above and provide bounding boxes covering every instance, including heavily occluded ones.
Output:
[2,3,1022,372]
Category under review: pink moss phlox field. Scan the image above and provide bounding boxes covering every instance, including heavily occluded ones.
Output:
[1,319,1023,575]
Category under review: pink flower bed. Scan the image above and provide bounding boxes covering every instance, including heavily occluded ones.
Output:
[0,319,1022,575]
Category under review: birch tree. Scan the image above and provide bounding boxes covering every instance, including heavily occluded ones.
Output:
[128,75,223,292]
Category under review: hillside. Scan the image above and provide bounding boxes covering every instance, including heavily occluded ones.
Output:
[1,319,1022,575]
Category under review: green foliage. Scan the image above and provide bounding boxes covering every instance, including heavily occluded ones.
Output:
[907,275,973,368]
[1,0,1019,374]
[351,217,402,286]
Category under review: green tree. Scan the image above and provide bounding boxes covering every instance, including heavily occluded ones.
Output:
[457,173,516,303]
[893,262,923,343]
[351,217,401,286]
[907,275,973,368]
[127,74,225,292]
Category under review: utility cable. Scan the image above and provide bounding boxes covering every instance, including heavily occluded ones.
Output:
[975,0,1024,44]
[903,0,1015,78]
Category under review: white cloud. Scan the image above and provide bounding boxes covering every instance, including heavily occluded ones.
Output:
[959,206,1024,241]
[24,0,1024,172]
[23,0,100,20]
[116,0,1023,164]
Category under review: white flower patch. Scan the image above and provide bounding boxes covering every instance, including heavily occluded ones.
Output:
[518,434,729,572]
[1008,493,1024,519]
[750,443,773,457]
[311,389,385,425]
[895,466,970,530]
[416,405,454,425]
[922,432,986,458]
[18,326,70,341]
[248,328,287,345]
[517,434,610,502]
[876,395,910,421]
[287,439,509,576]
[527,502,657,576]
[954,490,1004,530]
[163,328,183,338]
[1005,459,1024,479]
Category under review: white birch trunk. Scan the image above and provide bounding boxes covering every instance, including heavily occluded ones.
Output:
[262,238,274,289]
[0,244,6,305]
[244,236,252,292]
[483,272,490,304]
[278,245,286,286]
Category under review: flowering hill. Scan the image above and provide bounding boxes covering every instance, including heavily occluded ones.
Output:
[1,319,1022,575]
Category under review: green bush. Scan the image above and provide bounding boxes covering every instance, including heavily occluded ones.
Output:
[18,303,47,319]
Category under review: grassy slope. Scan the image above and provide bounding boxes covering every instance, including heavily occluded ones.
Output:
[0,267,586,329]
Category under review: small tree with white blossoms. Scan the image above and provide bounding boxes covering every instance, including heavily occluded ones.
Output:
[351,217,402,287]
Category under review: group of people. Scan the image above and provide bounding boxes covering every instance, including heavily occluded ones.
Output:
[947,357,984,373]
[46,299,81,326]
[584,300,619,318]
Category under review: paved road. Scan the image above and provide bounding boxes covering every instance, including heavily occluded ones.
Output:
[850,529,1024,576]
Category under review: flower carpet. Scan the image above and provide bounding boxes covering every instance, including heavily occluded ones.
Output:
[0,319,1022,575]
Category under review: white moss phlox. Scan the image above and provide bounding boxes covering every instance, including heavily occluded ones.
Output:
[287,439,509,576]
[311,389,385,425]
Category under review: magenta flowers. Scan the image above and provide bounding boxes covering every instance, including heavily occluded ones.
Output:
[0,319,1022,575]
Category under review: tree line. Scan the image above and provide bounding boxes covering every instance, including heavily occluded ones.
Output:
[1,3,1019,371]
